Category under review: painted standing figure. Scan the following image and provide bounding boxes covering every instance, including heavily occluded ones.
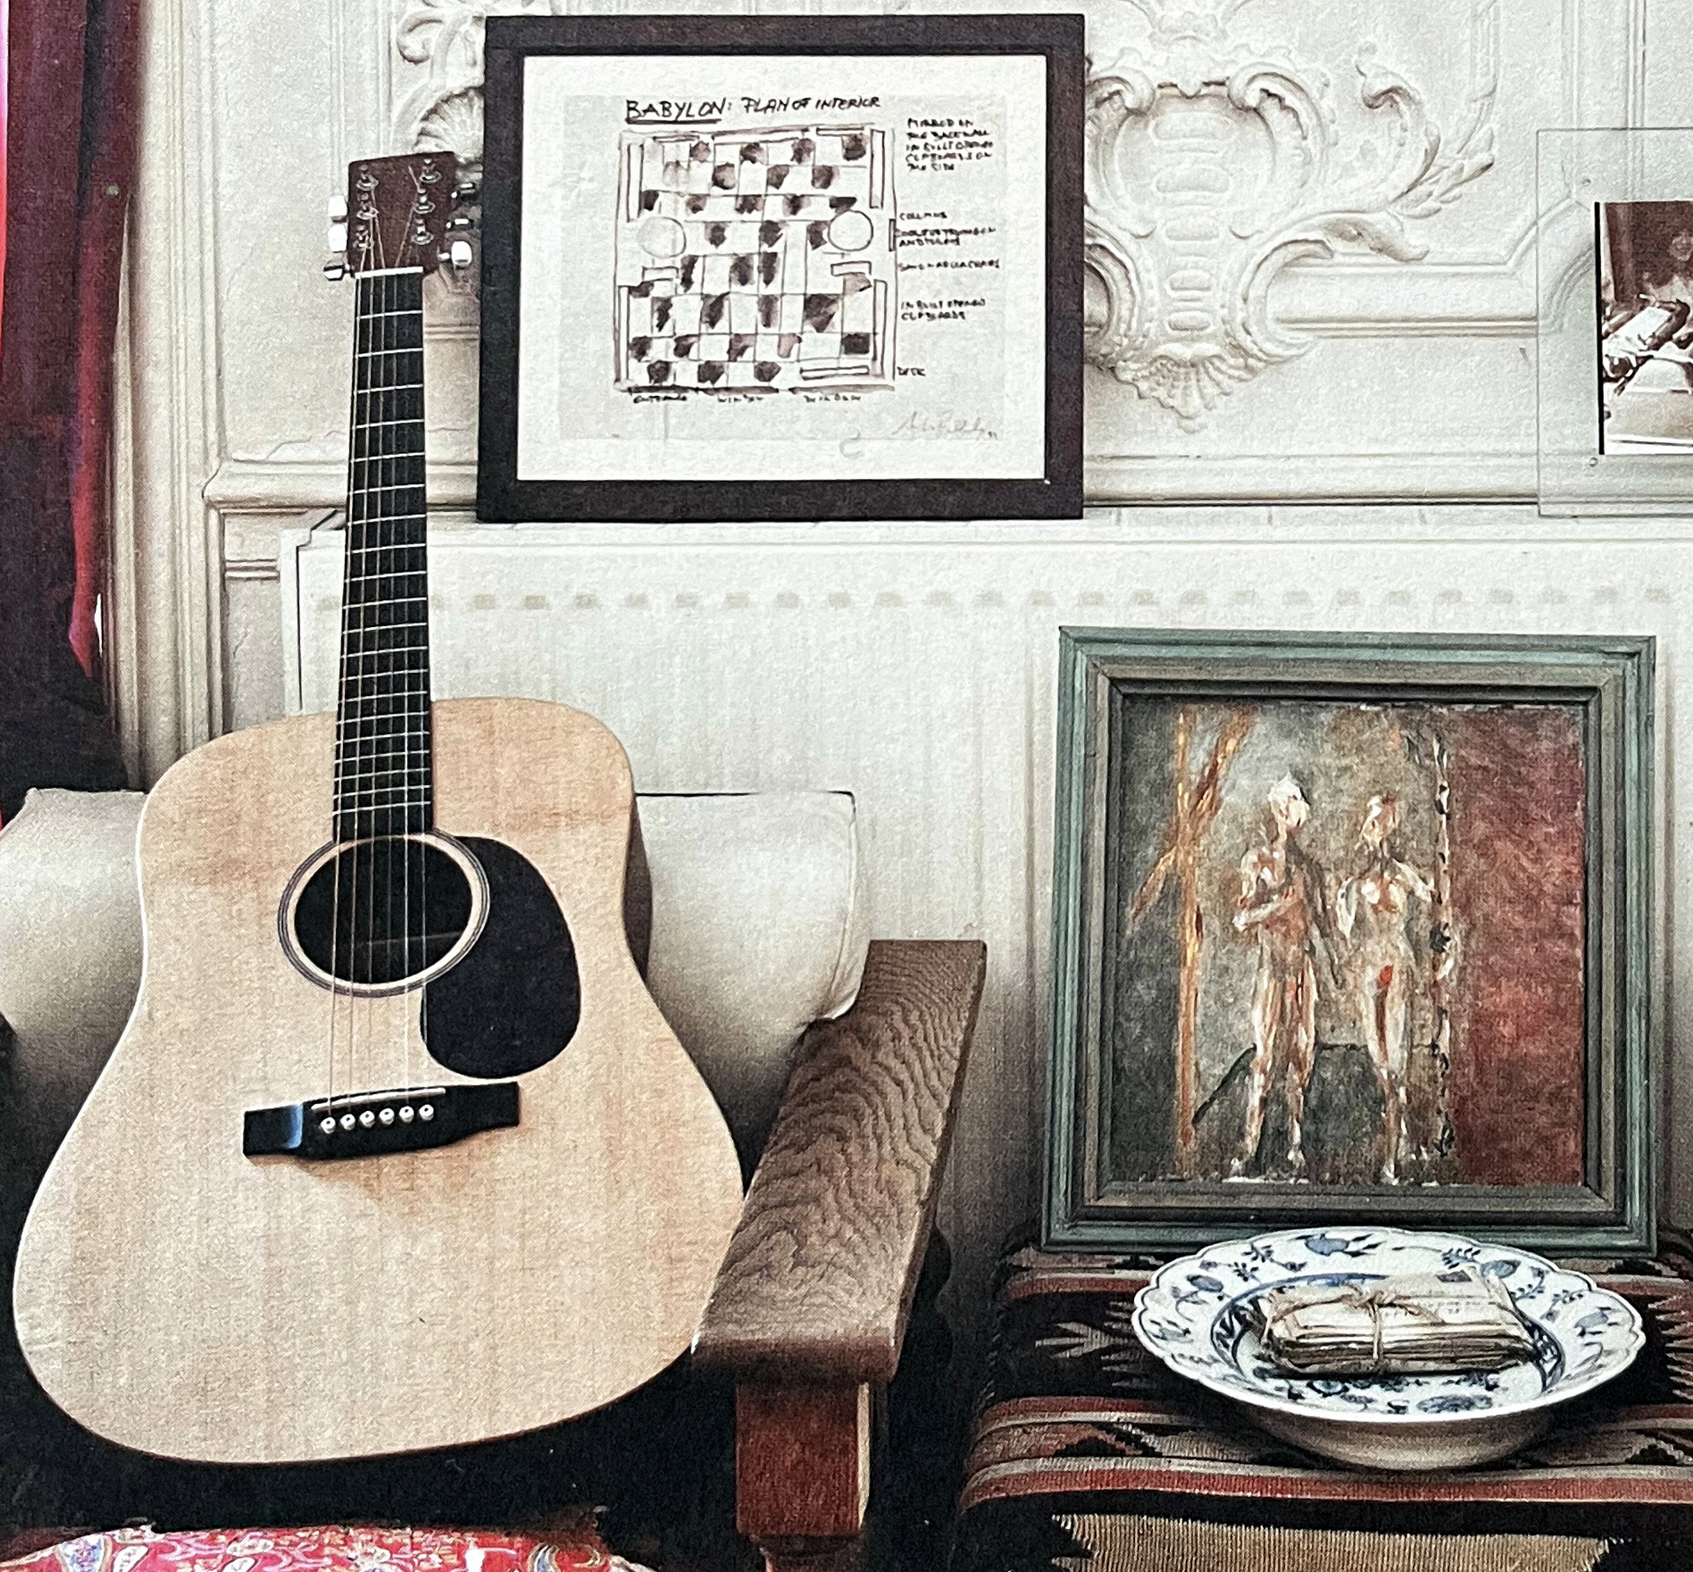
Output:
[1231,775,1331,1177]
[1336,792,1436,1184]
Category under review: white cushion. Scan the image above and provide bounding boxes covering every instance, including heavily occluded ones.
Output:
[0,791,146,1147]
[640,791,867,1157]
[0,786,867,1159]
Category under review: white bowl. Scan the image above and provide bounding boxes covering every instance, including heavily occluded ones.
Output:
[1131,1226,1643,1471]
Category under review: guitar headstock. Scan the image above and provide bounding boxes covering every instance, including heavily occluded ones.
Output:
[324,152,477,282]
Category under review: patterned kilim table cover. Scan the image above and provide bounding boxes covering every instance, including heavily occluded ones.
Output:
[951,1231,1693,1572]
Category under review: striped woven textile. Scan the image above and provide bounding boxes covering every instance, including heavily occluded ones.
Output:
[952,1232,1693,1572]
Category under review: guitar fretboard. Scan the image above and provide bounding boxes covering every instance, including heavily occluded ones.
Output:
[334,267,430,842]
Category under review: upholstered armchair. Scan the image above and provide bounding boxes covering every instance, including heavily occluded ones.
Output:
[0,788,985,1572]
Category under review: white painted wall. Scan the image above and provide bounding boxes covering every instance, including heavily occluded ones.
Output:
[116,0,1693,1357]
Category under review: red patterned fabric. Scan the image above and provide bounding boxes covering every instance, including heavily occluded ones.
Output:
[0,1527,641,1572]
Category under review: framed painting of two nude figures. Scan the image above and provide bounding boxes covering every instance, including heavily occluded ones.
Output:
[1045,630,1655,1254]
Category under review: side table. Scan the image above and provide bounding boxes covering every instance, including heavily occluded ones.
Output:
[952,1230,1693,1572]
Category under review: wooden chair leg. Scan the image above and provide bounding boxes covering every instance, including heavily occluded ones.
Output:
[734,1383,871,1572]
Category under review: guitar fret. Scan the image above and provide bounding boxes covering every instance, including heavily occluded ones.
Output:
[335,743,432,760]
[345,568,427,584]
[336,777,432,790]
[337,779,433,792]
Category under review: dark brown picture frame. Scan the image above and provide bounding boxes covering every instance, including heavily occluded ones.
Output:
[476,12,1084,523]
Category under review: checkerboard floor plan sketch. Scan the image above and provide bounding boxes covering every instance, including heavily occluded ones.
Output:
[616,123,893,392]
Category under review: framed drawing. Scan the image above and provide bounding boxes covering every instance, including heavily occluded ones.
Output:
[1045,629,1656,1255]
[476,13,1083,523]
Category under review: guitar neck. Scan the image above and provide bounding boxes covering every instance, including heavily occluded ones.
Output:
[335,267,431,843]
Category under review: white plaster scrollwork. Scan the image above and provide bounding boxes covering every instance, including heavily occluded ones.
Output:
[395,0,562,305]
[395,0,571,168]
[1086,0,1500,426]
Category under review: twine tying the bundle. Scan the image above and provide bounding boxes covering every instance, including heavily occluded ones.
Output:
[1322,1282,1447,1373]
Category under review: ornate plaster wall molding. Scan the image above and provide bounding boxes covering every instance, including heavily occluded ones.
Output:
[1085,0,1500,427]
[397,0,596,167]
[393,0,546,309]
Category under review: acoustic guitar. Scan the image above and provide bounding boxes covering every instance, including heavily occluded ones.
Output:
[14,153,743,1464]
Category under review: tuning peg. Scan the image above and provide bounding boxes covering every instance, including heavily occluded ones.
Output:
[327,194,348,223]
[445,215,475,231]
[453,180,479,204]
[327,220,348,253]
[323,255,348,282]
[440,239,475,272]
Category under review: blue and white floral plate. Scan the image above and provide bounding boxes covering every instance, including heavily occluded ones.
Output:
[1131,1227,1643,1470]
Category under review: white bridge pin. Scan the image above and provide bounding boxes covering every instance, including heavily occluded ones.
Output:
[340,1113,355,1130]
[379,1107,395,1125]
[359,1110,376,1128]
[419,1104,435,1122]
[399,1106,415,1122]
[319,1117,336,1135]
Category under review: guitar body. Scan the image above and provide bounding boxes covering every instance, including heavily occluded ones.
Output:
[14,697,743,1464]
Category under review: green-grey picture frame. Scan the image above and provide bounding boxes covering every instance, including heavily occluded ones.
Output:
[1044,629,1656,1255]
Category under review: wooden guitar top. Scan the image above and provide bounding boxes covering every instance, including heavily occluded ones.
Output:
[14,697,744,1463]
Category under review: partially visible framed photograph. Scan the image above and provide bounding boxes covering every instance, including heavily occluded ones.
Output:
[1599,200,1693,454]
[477,13,1083,522]
[1045,629,1656,1255]
[1538,127,1693,514]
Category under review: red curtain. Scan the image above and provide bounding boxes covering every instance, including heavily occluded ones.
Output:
[0,0,138,821]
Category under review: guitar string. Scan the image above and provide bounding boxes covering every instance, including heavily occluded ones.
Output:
[348,261,371,1116]
[350,260,367,1113]
[381,259,400,1100]
[370,259,393,1103]
[408,187,426,1101]
[396,252,413,1100]
[380,258,399,1098]
[326,245,362,1119]
[395,247,415,1101]
[352,231,387,1111]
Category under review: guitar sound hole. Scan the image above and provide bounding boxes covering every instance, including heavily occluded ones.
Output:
[291,836,477,986]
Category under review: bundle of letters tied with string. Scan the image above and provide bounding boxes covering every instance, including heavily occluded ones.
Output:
[1251,1267,1537,1376]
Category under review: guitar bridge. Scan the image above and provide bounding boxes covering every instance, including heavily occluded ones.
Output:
[243,1082,519,1160]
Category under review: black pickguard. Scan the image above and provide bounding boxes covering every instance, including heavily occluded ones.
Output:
[423,837,579,1078]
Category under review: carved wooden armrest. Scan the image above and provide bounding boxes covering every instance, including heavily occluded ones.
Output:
[693,939,986,1569]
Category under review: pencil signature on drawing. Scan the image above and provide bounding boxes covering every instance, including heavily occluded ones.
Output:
[839,412,998,456]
